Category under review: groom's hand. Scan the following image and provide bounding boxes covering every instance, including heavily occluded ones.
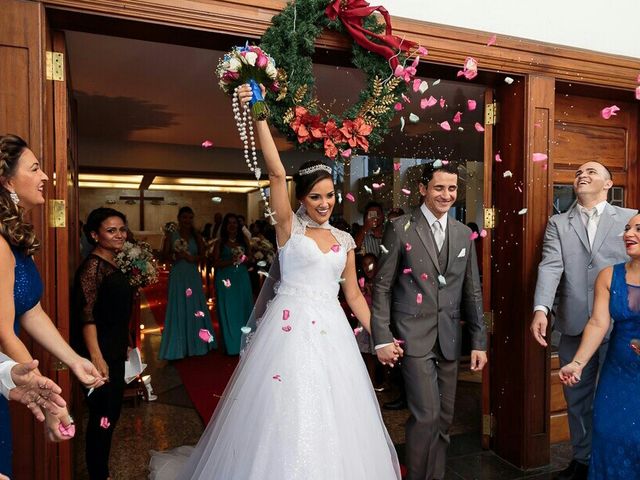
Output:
[470,350,487,371]
[376,344,402,367]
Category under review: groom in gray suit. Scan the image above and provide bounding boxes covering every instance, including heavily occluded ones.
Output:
[372,161,487,480]
[531,161,636,480]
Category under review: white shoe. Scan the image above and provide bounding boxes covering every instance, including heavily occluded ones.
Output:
[143,375,158,401]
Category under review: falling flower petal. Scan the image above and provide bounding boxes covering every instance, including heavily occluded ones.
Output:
[282,325,292,332]
[364,185,372,194]
[636,86,640,100]
[358,277,365,288]
[380,245,389,254]
[438,275,447,286]
[412,78,422,92]
[453,111,462,123]
[532,152,548,162]
[58,423,76,438]
[433,159,443,168]
[439,97,446,108]
[503,170,513,178]
[418,80,429,94]
[185,288,193,297]
[470,232,479,240]
[440,121,452,131]
[416,293,423,304]
[404,220,411,231]
[393,163,401,171]
[222,278,231,288]
[601,105,620,119]
[518,208,528,215]
[195,310,205,318]
[100,417,111,429]
[458,57,478,80]
[480,229,488,238]
[330,244,340,252]
[198,328,214,343]
[403,268,413,274]
[400,116,406,132]
[341,148,352,158]
[258,270,270,278]
[474,122,485,132]
[417,46,429,55]
[272,374,282,382]
[486,34,497,46]
[504,77,514,84]
[405,243,412,252]
[401,93,411,103]
[394,102,404,111]
[401,188,411,195]
[495,153,502,162]
[373,166,381,175]
[433,79,441,86]
[282,310,290,321]
[420,273,428,281]
[241,326,252,334]
[257,260,267,268]
[345,193,356,203]
[211,196,222,204]
[409,113,420,123]
[337,192,343,204]
[420,96,437,109]
[201,140,213,148]
[372,182,385,190]
[467,99,477,111]
[353,326,363,336]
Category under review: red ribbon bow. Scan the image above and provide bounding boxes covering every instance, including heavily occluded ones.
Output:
[326,0,417,70]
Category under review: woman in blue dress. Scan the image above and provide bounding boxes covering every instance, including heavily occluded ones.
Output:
[0,134,104,476]
[560,213,640,479]
[159,206,216,360]
[213,213,253,355]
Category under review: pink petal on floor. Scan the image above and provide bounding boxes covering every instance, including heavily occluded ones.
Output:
[601,105,620,119]
[394,102,404,111]
[420,273,428,281]
[412,78,422,92]
[401,188,411,195]
[282,309,290,321]
[532,152,548,162]
[345,193,356,203]
[185,288,193,297]
[198,328,214,343]
[486,34,497,46]
[282,325,292,332]
[100,417,111,429]
[470,232,479,240]
[453,111,462,123]
[403,268,413,274]
[331,244,340,253]
[439,121,452,131]
[467,99,477,111]
[416,293,423,304]
[474,122,485,132]
[201,140,213,148]
[194,310,205,318]
[480,229,488,238]
[405,243,412,252]
[495,153,503,162]
[420,96,437,109]
[439,97,446,108]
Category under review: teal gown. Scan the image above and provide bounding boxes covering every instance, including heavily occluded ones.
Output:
[214,244,253,355]
[159,232,216,360]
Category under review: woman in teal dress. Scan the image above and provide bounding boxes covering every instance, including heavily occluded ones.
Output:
[159,206,216,360]
[213,213,253,355]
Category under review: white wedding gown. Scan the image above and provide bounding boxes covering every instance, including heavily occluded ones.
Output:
[149,214,400,479]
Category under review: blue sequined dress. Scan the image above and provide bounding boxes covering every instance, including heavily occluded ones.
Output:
[590,263,640,479]
[0,246,43,476]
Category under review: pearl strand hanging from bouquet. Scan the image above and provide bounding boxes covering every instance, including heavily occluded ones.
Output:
[232,87,276,225]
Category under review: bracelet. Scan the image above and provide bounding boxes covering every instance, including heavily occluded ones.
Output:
[573,360,583,366]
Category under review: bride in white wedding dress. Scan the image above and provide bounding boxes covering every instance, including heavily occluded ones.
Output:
[148,85,402,480]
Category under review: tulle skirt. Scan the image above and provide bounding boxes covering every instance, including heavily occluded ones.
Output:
[149,289,400,479]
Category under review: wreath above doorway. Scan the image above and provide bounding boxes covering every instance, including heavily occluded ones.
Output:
[261,0,423,160]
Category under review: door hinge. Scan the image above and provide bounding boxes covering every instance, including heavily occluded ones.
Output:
[482,413,496,437]
[49,199,66,228]
[483,311,494,334]
[483,207,497,229]
[485,102,498,125]
[46,51,64,81]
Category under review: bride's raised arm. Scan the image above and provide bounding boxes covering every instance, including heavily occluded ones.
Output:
[237,85,293,246]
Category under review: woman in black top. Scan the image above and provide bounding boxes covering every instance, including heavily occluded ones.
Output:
[72,207,134,480]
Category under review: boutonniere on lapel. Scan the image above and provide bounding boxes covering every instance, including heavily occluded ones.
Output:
[457,248,466,258]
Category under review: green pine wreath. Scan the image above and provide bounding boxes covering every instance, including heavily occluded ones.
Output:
[260,0,407,160]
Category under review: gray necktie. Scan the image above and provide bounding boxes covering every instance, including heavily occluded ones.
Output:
[432,220,445,251]
[584,208,597,249]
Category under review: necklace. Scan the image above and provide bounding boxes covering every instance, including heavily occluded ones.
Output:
[232,88,276,225]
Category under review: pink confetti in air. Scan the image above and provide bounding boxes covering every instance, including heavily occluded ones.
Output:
[372,182,385,190]
[467,99,477,111]
[487,34,497,47]
[420,273,428,281]
[345,193,355,203]
[185,288,193,297]
[393,163,401,171]
[282,310,290,321]
[412,78,422,92]
[601,105,620,119]
[194,310,205,318]
[198,328,214,343]
[517,186,523,192]
[480,229,488,238]
[282,325,292,332]
[532,153,548,162]
[420,96,437,109]
[100,417,111,429]
[457,57,478,80]
[495,153,503,162]
[341,148,352,158]
[417,46,428,55]
[330,244,340,253]
[439,97,446,108]
[58,423,76,438]
[401,188,411,195]
[201,140,213,148]
[403,268,413,274]
[272,374,282,382]
[358,277,365,288]
[636,86,640,100]
[470,232,479,240]
[416,293,423,304]
[439,121,452,131]
[405,243,412,252]
[353,326,363,336]
[394,102,404,111]
[401,93,411,103]
[453,111,462,124]
[474,122,485,132]
[222,279,231,288]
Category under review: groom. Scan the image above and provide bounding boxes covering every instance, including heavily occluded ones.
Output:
[372,161,487,480]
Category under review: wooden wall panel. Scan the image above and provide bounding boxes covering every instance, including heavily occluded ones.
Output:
[555,124,627,170]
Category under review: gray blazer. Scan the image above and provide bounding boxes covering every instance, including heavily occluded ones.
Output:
[371,209,486,360]
[533,202,636,336]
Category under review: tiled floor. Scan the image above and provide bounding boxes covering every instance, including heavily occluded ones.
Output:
[73,295,569,479]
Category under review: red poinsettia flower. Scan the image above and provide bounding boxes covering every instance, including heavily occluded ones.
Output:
[324,119,345,144]
[324,138,338,159]
[290,106,324,144]
[339,117,373,151]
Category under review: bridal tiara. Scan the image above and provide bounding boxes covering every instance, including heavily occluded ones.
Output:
[298,164,332,176]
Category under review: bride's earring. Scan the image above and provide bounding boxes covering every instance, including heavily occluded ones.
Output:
[9,191,19,205]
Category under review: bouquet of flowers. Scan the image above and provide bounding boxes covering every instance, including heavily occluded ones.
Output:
[115,241,159,288]
[250,237,275,270]
[231,245,247,266]
[216,42,282,120]
[163,221,177,234]
[173,238,189,254]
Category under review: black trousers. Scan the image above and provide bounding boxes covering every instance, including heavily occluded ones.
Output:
[85,360,125,480]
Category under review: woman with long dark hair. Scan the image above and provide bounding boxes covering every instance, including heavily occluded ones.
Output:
[213,213,253,355]
[159,206,216,360]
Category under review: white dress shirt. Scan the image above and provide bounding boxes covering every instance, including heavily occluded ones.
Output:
[0,353,17,399]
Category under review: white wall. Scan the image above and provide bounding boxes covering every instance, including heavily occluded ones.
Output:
[381,0,640,59]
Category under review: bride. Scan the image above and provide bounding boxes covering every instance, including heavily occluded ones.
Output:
[149,85,402,479]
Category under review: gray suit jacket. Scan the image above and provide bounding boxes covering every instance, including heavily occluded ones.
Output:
[371,209,486,360]
[533,202,636,335]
